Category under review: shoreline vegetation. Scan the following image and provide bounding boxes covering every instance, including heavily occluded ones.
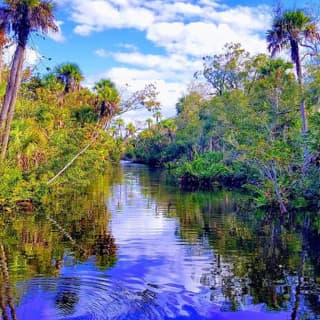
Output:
[126,11,320,214]
[0,69,160,210]
[0,0,160,211]
[0,1,319,216]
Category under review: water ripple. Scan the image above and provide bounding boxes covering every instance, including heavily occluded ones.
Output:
[15,273,210,320]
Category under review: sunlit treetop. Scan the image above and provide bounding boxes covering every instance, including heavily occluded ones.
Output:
[266,10,320,59]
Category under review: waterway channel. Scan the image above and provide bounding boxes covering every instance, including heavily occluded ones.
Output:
[1,161,319,319]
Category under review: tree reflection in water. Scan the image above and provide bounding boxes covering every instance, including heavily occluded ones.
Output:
[0,244,17,320]
[1,164,320,319]
[131,164,320,317]
[0,172,118,318]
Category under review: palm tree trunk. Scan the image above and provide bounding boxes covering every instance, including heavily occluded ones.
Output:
[295,57,307,135]
[293,43,307,132]
[1,100,18,160]
[0,45,24,132]
[0,45,25,159]
[0,50,3,83]
[0,29,7,83]
[294,45,310,173]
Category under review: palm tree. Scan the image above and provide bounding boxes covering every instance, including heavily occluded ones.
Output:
[115,118,124,138]
[41,72,62,90]
[55,63,83,94]
[146,118,153,129]
[94,79,120,124]
[266,10,320,135]
[125,122,136,138]
[161,119,177,142]
[0,0,57,159]
[154,111,161,124]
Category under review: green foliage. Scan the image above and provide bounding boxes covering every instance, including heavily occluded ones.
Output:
[94,79,120,104]
[130,40,320,212]
[55,63,83,93]
[174,152,226,178]
[171,152,252,190]
[0,67,126,207]
[71,105,98,126]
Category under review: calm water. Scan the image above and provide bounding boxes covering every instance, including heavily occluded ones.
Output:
[0,161,320,320]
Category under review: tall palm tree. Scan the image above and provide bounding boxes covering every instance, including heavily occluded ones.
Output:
[0,0,57,159]
[115,118,124,138]
[154,111,161,124]
[94,79,120,128]
[55,62,83,94]
[266,10,320,135]
[161,119,177,142]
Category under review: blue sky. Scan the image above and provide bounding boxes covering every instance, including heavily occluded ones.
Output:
[17,0,315,123]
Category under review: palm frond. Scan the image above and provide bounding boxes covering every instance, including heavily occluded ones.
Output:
[266,9,319,63]
[29,1,58,34]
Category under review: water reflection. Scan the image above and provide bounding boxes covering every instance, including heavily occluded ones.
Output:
[108,162,320,319]
[0,244,18,320]
[0,172,117,319]
[0,162,319,319]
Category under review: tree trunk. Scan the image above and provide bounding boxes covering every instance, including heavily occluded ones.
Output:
[0,45,24,132]
[294,44,307,135]
[0,49,3,83]
[0,29,8,83]
[0,45,25,159]
[293,43,310,173]
[47,135,98,185]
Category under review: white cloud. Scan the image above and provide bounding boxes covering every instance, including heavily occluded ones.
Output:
[147,21,267,57]
[116,43,138,51]
[210,6,270,32]
[198,0,222,8]
[64,1,271,42]
[67,0,270,56]
[95,48,109,57]
[74,25,95,36]
[106,67,166,81]
[63,0,273,121]
[70,0,155,35]
[109,52,202,75]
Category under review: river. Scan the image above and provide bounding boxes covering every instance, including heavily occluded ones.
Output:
[0,161,319,319]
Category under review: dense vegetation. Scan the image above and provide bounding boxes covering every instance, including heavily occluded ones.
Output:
[129,11,320,213]
[0,1,319,217]
[0,4,160,211]
[0,65,160,208]
[0,2,320,318]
